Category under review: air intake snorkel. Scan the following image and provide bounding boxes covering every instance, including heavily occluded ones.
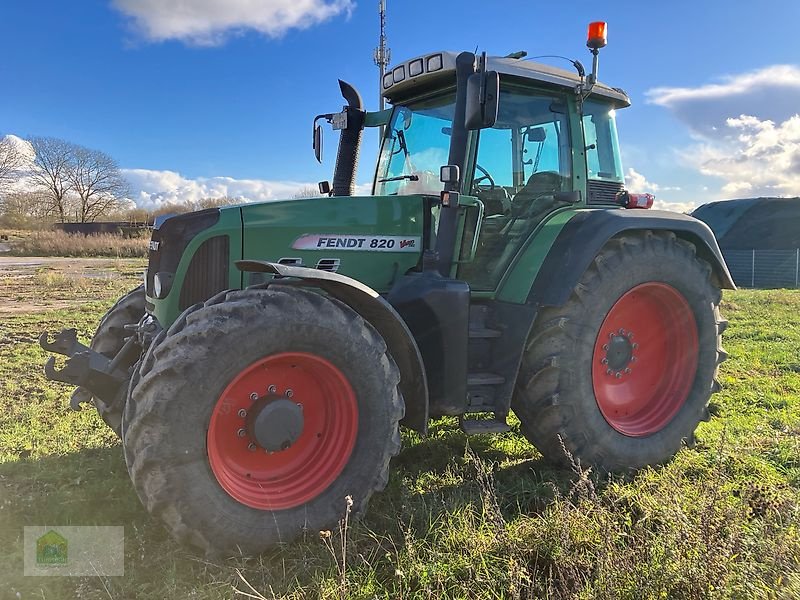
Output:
[330,81,366,196]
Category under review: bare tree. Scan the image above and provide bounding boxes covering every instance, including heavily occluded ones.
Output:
[68,146,129,222]
[292,185,321,199]
[27,137,75,223]
[0,136,28,195]
[197,196,239,209]
[0,191,56,227]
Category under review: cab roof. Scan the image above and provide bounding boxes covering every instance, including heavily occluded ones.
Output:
[382,50,630,107]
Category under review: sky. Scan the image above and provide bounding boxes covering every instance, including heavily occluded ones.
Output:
[1,0,799,211]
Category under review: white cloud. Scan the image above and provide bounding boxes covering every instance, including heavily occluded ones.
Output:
[625,167,659,192]
[646,65,800,199]
[648,65,800,108]
[112,0,354,45]
[625,167,681,193]
[646,65,800,135]
[122,168,319,208]
[1,135,35,162]
[651,199,696,214]
[625,167,690,212]
[684,114,800,197]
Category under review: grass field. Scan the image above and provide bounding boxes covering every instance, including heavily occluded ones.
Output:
[1,261,799,599]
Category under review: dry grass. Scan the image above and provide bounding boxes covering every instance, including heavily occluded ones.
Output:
[9,230,148,258]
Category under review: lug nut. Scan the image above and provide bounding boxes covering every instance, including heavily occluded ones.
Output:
[237,428,246,438]
[602,344,609,351]
[238,408,247,418]
[606,369,612,375]
[268,385,277,394]
[615,372,622,379]
[249,392,258,401]
[286,389,293,398]
[624,368,631,374]
[296,403,303,410]
[632,343,639,350]
[618,328,625,335]
[248,443,257,451]
[627,332,634,339]
[601,358,608,364]
[631,356,637,362]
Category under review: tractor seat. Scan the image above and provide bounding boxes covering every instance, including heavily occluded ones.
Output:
[475,186,513,216]
[511,171,564,217]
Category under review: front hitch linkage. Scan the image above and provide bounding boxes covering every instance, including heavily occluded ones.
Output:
[40,328,131,410]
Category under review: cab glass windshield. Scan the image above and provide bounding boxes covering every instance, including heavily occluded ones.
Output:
[373,94,455,196]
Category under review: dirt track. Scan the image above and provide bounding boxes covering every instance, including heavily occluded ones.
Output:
[0,257,145,314]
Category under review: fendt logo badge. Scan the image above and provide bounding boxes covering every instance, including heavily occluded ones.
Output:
[292,234,420,253]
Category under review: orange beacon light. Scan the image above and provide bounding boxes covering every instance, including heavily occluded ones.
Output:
[587,21,608,50]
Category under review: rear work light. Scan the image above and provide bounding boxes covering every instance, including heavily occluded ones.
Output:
[617,190,654,209]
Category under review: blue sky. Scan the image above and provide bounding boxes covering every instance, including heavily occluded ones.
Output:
[2,0,799,209]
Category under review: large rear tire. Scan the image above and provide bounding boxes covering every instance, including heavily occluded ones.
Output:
[85,285,144,436]
[512,231,727,471]
[122,286,404,555]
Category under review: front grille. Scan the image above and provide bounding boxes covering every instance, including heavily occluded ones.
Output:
[587,179,624,205]
[145,208,221,296]
[179,236,230,310]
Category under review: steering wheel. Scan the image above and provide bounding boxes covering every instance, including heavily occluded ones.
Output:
[472,164,496,191]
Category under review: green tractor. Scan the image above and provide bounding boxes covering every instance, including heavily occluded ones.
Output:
[41,24,733,555]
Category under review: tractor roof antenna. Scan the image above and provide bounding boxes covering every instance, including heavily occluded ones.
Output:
[373,0,391,138]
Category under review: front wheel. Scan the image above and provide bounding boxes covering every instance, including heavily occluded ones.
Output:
[122,286,404,555]
[87,285,144,436]
[512,230,727,471]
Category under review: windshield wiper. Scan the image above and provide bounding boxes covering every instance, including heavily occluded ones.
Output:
[378,174,419,183]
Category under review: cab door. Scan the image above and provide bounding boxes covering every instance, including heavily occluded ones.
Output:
[457,87,576,291]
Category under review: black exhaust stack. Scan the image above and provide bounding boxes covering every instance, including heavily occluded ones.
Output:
[332,80,366,197]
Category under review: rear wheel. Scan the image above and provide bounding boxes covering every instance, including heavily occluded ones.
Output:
[122,286,403,555]
[512,231,727,471]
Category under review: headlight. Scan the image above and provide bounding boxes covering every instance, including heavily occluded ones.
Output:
[153,272,174,299]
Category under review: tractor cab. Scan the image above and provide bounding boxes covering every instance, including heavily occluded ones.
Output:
[372,55,630,289]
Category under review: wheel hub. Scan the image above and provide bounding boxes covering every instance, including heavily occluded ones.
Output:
[246,395,304,452]
[603,331,636,374]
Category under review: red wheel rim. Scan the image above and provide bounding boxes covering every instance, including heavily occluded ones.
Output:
[207,352,358,510]
[591,283,698,437]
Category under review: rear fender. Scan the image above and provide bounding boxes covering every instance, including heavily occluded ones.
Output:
[527,209,736,307]
[236,260,429,433]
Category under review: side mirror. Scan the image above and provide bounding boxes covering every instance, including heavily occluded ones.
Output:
[440,165,460,185]
[313,122,323,163]
[465,70,499,130]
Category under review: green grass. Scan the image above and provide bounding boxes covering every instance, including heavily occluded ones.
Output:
[2,285,800,599]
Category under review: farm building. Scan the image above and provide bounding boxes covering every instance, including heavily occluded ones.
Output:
[692,197,800,288]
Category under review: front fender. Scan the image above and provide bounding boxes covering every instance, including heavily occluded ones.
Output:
[236,260,429,433]
[527,209,736,308]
